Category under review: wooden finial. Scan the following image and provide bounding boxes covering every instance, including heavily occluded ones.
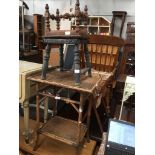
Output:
[75,0,80,13]
[84,5,88,16]
[56,9,60,30]
[84,5,88,28]
[75,0,80,32]
[76,0,80,6]
[45,4,51,33]
[45,3,49,10]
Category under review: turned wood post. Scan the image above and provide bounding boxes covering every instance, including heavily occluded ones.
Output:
[45,4,51,34]
[75,0,80,32]
[84,5,88,29]
[56,9,60,30]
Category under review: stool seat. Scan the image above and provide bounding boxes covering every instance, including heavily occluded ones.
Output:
[45,30,88,39]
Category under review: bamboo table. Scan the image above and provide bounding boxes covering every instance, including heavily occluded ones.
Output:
[27,69,113,150]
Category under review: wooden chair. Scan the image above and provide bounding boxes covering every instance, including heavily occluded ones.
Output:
[119,22,135,76]
[110,11,127,38]
[86,35,125,116]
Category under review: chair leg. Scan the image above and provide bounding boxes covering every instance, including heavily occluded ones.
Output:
[92,102,103,134]
[104,85,113,116]
[101,97,108,113]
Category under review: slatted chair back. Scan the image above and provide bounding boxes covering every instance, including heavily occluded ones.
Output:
[88,35,125,74]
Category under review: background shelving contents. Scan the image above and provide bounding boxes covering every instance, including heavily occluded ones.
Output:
[71,16,111,35]
[33,14,44,50]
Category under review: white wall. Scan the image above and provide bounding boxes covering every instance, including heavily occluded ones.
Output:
[22,0,135,38]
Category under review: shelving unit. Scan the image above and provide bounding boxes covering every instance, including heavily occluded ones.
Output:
[71,16,111,35]
[33,14,44,50]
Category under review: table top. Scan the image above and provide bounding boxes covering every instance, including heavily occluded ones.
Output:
[27,69,112,94]
[19,60,42,75]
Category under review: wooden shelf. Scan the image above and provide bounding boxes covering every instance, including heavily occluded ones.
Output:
[71,16,111,35]
[19,117,96,155]
[38,116,87,146]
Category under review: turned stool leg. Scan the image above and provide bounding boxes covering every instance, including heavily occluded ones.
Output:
[74,44,80,86]
[84,44,91,77]
[33,94,41,151]
[41,44,51,79]
[59,44,64,71]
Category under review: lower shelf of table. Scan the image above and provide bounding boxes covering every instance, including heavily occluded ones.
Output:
[38,116,87,146]
[19,116,96,155]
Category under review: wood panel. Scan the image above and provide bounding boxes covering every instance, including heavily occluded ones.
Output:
[87,35,124,73]
[88,44,119,72]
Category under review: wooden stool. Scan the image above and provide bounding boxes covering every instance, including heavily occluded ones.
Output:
[41,1,91,86]
[110,11,127,38]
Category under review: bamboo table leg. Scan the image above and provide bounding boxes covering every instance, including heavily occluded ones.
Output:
[86,95,92,142]
[44,97,48,123]
[36,94,40,125]
[33,84,40,150]
[23,100,29,143]
[78,93,84,144]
